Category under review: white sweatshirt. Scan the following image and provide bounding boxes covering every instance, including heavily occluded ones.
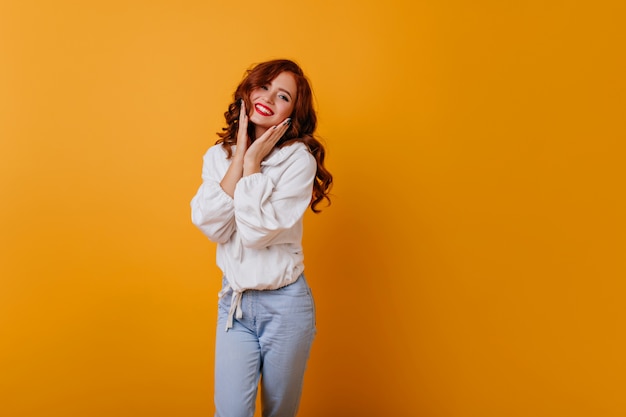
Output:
[190,141,316,329]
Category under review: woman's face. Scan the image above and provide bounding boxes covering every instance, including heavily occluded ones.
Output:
[249,71,297,136]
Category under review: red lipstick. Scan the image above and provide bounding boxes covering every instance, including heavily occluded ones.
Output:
[254,103,274,116]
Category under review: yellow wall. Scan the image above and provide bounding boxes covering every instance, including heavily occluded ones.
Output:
[1,1,625,416]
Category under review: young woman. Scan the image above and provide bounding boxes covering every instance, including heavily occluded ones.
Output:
[191,59,332,417]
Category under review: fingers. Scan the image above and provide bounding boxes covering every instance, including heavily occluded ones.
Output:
[236,100,249,152]
[244,118,292,168]
[259,118,292,145]
[238,100,248,134]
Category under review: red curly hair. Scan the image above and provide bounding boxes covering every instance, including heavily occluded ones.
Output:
[216,59,333,213]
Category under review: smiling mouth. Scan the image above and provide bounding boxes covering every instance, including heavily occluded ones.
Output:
[254,103,274,116]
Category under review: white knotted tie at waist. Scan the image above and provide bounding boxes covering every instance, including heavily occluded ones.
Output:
[218,284,243,331]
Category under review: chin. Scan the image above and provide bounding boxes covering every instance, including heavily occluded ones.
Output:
[250,116,270,127]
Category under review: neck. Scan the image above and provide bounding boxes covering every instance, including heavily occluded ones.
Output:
[254,124,268,139]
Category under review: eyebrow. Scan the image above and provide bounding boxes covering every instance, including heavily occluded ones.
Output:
[277,88,293,100]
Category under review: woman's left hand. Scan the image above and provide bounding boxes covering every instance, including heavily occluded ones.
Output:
[243,118,291,175]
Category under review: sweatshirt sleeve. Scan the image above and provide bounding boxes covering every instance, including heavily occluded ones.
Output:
[190,146,236,244]
[233,148,316,249]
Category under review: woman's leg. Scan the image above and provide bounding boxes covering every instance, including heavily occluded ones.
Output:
[256,276,316,417]
[214,296,262,417]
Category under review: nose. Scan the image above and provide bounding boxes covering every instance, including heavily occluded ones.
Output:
[261,89,274,104]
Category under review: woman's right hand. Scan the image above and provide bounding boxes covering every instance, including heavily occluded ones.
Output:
[219,100,248,197]
[234,99,250,160]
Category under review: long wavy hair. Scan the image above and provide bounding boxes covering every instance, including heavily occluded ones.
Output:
[216,59,333,213]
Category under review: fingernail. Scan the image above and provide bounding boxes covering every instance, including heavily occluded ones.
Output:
[285,118,292,125]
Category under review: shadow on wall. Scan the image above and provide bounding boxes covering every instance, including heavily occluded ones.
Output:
[302,175,429,415]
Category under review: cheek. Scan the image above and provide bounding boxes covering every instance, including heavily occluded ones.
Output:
[281,102,295,117]
[249,89,262,101]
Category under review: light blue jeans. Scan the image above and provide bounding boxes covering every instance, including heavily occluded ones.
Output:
[214,275,316,417]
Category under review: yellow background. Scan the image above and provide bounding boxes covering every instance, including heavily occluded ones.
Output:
[1,1,625,416]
